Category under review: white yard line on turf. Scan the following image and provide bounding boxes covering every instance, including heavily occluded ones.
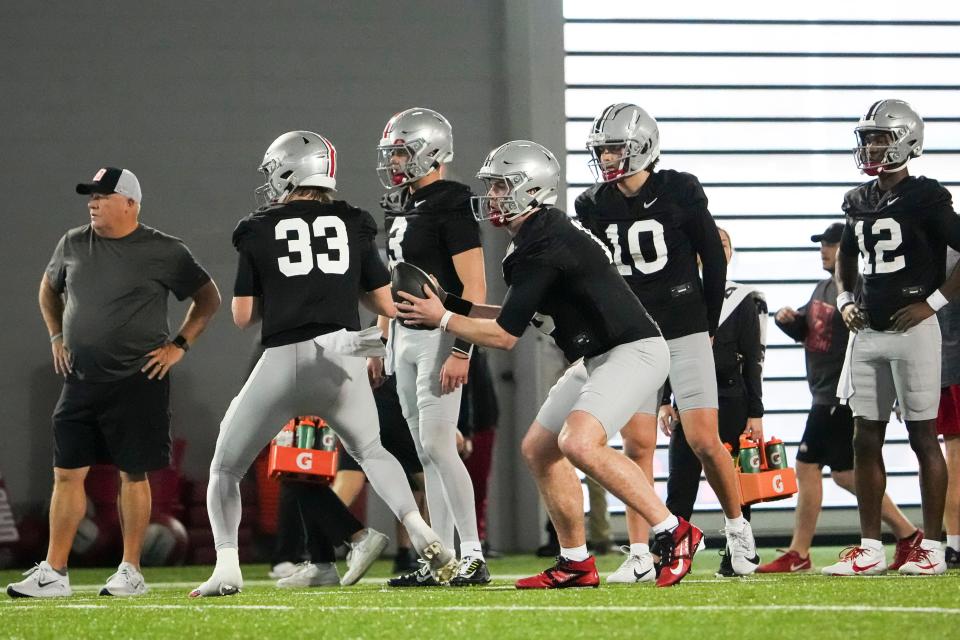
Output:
[3,604,960,615]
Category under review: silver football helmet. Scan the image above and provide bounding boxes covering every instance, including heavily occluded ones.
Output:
[854,99,924,176]
[377,108,454,188]
[471,140,560,226]
[255,131,337,205]
[585,103,660,182]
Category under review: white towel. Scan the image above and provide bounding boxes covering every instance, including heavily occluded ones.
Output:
[836,331,857,404]
[314,326,387,358]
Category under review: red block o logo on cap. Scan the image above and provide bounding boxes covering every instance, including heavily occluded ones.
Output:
[93,168,106,181]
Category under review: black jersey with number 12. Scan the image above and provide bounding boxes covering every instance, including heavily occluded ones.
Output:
[232,200,391,347]
[840,176,960,331]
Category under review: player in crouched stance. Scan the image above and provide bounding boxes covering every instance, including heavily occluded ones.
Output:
[191,131,457,596]
[826,100,960,576]
[397,140,701,588]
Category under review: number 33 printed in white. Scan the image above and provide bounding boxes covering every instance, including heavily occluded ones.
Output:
[276,216,350,277]
[855,219,905,275]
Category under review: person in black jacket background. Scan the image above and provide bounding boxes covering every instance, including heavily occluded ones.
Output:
[657,228,765,541]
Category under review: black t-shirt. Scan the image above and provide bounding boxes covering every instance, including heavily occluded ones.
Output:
[232,200,390,347]
[384,180,481,297]
[496,207,661,362]
[574,170,726,339]
[840,176,960,330]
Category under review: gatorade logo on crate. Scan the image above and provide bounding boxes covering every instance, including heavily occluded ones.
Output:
[0,471,20,544]
[296,452,314,471]
[772,474,785,494]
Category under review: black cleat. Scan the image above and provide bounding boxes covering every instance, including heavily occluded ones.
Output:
[450,558,492,586]
[392,547,420,574]
[946,546,960,569]
[715,548,746,578]
[387,563,439,588]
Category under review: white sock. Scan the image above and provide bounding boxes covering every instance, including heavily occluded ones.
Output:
[920,538,942,551]
[724,516,747,533]
[630,543,650,557]
[460,541,484,561]
[215,547,240,570]
[860,538,883,552]
[401,512,438,554]
[560,545,589,562]
[651,515,679,535]
[947,534,960,550]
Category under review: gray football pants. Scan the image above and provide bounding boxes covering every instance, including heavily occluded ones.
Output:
[393,323,480,551]
[207,339,419,550]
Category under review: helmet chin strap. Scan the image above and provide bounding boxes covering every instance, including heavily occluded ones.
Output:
[878,162,909,174]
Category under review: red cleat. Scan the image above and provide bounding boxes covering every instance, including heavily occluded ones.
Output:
[756,549,812,573]
[654,518,703,587]
[515,556,600,589]
[888,529,923,570]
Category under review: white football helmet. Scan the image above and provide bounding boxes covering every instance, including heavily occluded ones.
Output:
[853,99,924,176]
[255,131,337,205]
[586,103,660,182]
[471,140,559,227]
[377,108,454,188]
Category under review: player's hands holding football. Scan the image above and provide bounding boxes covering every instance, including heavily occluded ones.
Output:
[51,336,72,377]
[889,301,935,332]
[840,303,867,333]
[367,356,386,389]
[142,342,186,380]
[658,404,678,436]
[396,286,446,328]
[440,353,469,394]
[775,306,797,324]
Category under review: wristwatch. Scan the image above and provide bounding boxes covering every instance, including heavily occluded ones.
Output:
[171,334,190,352]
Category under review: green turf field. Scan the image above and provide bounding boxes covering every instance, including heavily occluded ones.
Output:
[2,547,958,640]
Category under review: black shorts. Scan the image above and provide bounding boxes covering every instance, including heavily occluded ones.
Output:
[53,373,171,473]
[339,375,422,476]
[795,403,854,471]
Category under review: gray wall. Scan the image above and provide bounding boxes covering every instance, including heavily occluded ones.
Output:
[0,1,565,550]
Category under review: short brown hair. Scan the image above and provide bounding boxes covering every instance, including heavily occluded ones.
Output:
[289,186,334,202]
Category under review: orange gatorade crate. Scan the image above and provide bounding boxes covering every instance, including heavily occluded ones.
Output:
[734,435,798,506]
[267,417,338,483]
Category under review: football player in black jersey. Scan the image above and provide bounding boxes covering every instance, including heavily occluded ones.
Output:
[192,131,458,597]
[372,108,490,586]
[827,100,960,576]
[397,140,702,588]
[575,104,758,579]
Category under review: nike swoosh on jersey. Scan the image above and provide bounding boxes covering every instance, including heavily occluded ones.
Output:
[414,200,427,208]
[886,196,900,206]
[643,197,658,209]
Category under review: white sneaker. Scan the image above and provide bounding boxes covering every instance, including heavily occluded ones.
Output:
[99,562,148,596]
[420,540,458,584]
[268,561,298,579]
[723,522,760,576]
[606,546,655,584]
[276,562,340,588]
[898,542,947,575]
[6,561,72,598]
[190,564,244,597]
[822,545,887,576]
[342,528,389,586]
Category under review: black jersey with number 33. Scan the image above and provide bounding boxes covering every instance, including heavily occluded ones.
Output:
[574,170,726,340]
[840,176,960,331]
[496,207,660,362]
[384,180,481,297]
[232,200,390,347]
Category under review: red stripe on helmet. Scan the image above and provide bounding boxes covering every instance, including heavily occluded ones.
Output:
[321,136,336,178]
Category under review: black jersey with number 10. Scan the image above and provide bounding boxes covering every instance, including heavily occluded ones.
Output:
[840,176,960,331]
[232,200,391,347]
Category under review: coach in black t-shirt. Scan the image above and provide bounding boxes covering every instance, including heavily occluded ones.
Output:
[12,168,220,600]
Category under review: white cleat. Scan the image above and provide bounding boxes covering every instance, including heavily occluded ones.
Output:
[822,545,887,576]
[268,561,298,579]
[6,561,72,598]
[276,562,340,588]
[606,546,656,584]
[898,543,947,576]
[341,528,389,586]
[190,565,243,597]
[420,541,458,584]
[99,562,148,596]
[724,522,760,576]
